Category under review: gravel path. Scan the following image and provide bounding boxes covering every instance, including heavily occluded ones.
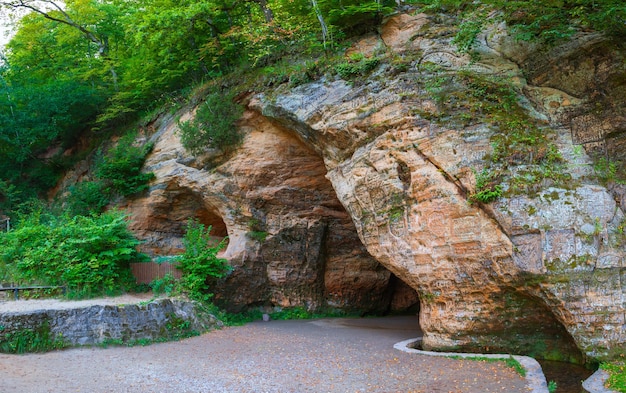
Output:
[0,293,154,313]
[0,314,529,393]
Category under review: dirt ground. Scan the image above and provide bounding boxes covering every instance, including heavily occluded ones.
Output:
[0,293,155,312]
[0,310,529,393]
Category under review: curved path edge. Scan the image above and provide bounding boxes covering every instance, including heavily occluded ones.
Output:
[583,369,619,393]
[394,338,549,393]
[394,338,620,393]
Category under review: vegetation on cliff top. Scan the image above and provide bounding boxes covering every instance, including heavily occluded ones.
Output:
[1,0,623,210]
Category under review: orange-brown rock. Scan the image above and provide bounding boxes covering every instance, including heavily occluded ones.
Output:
[254,13,626,361]
[127,109,413,314]
[125,12,625,362]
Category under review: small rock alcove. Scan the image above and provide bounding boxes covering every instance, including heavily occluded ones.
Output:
[128,186,230,284]
[130,186,229,257]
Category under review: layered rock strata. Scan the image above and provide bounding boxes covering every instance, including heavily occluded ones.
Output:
[253,13,626,361]
[128,109,417,314]
[127,12,625,361]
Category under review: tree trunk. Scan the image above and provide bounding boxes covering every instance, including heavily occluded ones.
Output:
[252,0,274,23]
[309,0,329,49]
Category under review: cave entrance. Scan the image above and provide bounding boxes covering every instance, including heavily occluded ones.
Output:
[194,207,229,253]
[158,188,229,254]
[385,273,421,316]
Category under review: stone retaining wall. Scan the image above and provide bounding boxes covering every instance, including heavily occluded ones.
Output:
[0,298,219,346]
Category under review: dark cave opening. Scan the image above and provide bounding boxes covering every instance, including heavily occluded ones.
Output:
[195,208,228,238]
[384,273,421,316]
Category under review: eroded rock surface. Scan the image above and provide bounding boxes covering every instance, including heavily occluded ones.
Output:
[128,109,412,314]
[254,13,626,361]
[126,12,625,361]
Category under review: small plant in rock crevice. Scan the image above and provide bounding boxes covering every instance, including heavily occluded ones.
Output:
[593,156,626,186]
[470,168,502,204]
[418,65,571,203]
[246,217,268,243]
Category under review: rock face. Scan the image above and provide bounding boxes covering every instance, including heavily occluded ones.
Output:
[253,14,626,362]
[128,109,416,314]
[126,13,625,361]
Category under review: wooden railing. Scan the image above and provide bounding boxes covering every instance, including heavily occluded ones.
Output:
[0,285,66,300]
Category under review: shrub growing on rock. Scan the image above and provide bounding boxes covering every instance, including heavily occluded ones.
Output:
[178,91,243,154]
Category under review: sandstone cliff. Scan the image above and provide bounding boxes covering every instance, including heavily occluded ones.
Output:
[127,12,625,362]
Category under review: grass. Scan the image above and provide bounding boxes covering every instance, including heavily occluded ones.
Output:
[601,361,626,392]
[217,306,358,326]
[98,329,201,349]
[548,380,558,393]
[446,355,526,377]
[0,322,67,354]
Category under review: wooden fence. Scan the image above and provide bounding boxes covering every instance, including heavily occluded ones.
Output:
[130,262,182,284]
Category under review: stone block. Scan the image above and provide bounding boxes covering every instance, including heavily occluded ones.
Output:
[544,229,577,266]
[512,233,544,274]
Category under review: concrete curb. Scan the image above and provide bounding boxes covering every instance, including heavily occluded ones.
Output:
[583,369,619,393]
[393,338,548,393]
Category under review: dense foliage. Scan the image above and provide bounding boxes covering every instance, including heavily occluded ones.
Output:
[0,0,394,198]
[415,0,625,50]
[0,210,146,298]
[179,91,244,154]
[63,133,154,216]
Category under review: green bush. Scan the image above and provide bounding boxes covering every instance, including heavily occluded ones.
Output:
[95,133,155,198]
[64,180,110,216]
[0,210,146,298]
[335,53,380,79]
[177,219,231,303]
[247,231,268,242]
[149,273,178,296]
[178,91,244,154]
